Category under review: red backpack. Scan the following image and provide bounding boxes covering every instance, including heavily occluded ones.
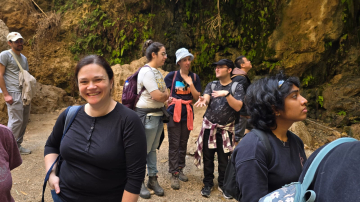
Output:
[122,65,151,110]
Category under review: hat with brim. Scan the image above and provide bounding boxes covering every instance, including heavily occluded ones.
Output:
[7,32,24,42]
[176,48,194,64]
[212,59,235,69]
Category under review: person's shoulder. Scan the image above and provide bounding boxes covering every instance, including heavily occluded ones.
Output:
[0,124,13,136]
[116,102,140,119]
[0,50,10,57]
[288,130,304,145]
[165,71,176,78]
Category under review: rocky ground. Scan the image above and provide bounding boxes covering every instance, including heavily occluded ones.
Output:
[10,109,235,202]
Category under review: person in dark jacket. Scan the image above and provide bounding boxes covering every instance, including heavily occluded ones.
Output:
[231,56,252,145]
[233,72,308,202]
[44,55,147,202]
[298,140,360,202]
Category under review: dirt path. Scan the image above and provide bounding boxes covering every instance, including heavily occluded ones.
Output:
[10,110,235,202]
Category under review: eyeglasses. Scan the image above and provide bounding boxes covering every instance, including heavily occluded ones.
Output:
[160,52,167,57]
[12,39,24,44]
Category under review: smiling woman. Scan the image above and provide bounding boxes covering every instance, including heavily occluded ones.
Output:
[43,55,147,202]
[232,72,308,202]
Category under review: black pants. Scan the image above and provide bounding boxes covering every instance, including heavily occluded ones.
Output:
[168,120,191,173]
[202,129,232,188]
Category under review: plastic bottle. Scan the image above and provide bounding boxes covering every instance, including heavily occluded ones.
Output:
[124,80,129,89]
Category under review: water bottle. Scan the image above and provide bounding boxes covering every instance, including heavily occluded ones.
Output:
[124,80,129,89]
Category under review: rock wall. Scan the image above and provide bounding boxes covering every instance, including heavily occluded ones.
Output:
[0,20,9,52]
[268,0,344,76]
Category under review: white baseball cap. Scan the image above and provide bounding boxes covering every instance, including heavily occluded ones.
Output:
[7,32,24,42]
[175,48,194,64]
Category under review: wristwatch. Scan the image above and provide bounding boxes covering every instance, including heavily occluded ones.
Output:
[225,91,231,97]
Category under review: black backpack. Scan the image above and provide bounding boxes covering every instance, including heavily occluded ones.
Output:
[222,129,272,201]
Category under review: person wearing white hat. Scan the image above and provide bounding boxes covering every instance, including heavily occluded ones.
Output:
[164,48,202,190]
[0,32,31,154]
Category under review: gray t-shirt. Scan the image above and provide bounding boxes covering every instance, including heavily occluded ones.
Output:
[136,65,166,116]
[0,49,29,92]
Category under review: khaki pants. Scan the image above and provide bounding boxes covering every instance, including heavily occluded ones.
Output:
[6,92,30,147]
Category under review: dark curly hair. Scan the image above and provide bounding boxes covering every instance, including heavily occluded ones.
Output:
[245,72,300,132]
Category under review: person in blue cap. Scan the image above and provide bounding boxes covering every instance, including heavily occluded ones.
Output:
[164,48,202,190]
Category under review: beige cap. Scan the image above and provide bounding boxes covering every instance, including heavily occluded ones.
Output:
[7,32,24,42]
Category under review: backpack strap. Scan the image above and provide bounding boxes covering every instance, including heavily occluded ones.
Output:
[170,71,178,97]
[231,81,239,95]
[252,129,272,166]
[193,73,197,82]
[211,81,218,92]
[42,105,81,202]
[300,137,357,197]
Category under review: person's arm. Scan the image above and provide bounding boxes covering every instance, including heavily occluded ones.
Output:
[182,74,200,100]
[122,190,139,202]
[211,91,243,111]
[123,111,147,198]
[235,134,270,201]
[194,94,210,107]
[142,70,169,103]
[0,63,13,105]
[44,110,67,194]
[2,126,22,170]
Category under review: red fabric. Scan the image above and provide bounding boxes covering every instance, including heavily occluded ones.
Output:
[169,98,193,130]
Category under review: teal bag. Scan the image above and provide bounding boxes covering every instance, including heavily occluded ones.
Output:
[259,137,357,202]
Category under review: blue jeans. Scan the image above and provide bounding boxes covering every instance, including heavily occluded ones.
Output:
[51,190,63,202]
[144,116,163,176]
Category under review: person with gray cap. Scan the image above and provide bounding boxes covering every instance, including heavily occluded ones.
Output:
[0,32,31,154]
[164,48,201,190]
[193,58,245,199]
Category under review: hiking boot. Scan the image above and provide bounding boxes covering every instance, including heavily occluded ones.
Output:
[19,146,31,155]
[178,167,188,182]
[201,185,212,198]
[218,186,233,199]
[171,173,180,190]
[147,176,164,196]
[139,182,151,199]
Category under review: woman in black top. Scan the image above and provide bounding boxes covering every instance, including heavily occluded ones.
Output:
[233,72,308,202]
[44,55,147,202]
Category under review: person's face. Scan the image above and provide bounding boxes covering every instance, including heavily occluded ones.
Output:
[8,38,24,51]
[215,64,231,79]
[278,85,308,122]
[77,64,113,106]
[241,57,252,70]
[152,47,167,67]
[178,56,192,71]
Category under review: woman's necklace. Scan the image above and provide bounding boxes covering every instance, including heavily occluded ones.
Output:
[279,139,286,146]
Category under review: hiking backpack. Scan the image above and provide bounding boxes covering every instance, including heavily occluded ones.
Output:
[122,65,151,110]
[223,129,272,201]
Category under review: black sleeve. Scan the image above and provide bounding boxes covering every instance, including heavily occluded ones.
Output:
[44,110,67,156]
[123,111,147,194]
[233,83,245,102]
[164,71,175,89]
[235,132,270,202]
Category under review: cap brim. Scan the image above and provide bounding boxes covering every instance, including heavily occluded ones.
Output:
[212,61,226,66]
[10,36,24,42]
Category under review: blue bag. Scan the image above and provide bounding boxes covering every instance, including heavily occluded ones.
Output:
[259,137,357,202]
[41,106,81,202]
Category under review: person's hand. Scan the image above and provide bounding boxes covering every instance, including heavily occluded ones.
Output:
[167,96,173,105]
[211,90,229,98]
[181,74,193,86]
[194,96,206,107]
[4,94,13,105]
[48,172,61,194]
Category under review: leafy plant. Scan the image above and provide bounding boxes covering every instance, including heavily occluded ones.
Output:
[337,110,347,116]
[302,75,314,87]
[317,96,324,108]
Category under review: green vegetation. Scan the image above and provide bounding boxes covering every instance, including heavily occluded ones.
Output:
[337,110,347,116]
[317,96,324,108]
[302,75,314,87]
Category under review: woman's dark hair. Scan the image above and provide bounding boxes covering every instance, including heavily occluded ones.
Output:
[245,72,300,132]
[234,56,245,69]
[142,39,164,61]
[75,55,114,83]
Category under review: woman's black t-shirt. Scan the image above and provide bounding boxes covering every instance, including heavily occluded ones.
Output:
[44,103,147,202]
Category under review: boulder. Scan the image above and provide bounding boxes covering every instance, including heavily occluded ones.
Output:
[0,20,9,52]
[289,121,314,149]
[267,0,344,76]
[0,82,74,124]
